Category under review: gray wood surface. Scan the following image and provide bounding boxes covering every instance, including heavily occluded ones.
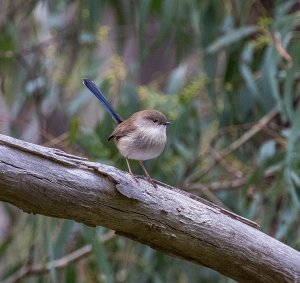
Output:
[0,134,299,283]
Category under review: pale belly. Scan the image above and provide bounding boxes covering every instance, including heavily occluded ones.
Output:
[115,131,166,161]
[125,146,164,160]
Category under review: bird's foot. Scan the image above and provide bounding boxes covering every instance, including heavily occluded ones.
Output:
[129,172,139,184]
[146,176,157,188]
[129,172,157,188]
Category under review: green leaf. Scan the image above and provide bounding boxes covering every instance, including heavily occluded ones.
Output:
[166,64,187,94]
[206,26,258,54]
[54,220,76,257]
[259,140,276,163]
[82,227,114,283]
[46,220,58,282]
[240,43,260,99]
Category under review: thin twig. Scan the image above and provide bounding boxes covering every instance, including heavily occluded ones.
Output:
[211,149,244,178]
[3,230,115,283]
[272,31,292,69]
[188,177,249,192]
[221,108,278,157]
[199,187,231,209]
[189,168,277,193]
[184,108,278,185]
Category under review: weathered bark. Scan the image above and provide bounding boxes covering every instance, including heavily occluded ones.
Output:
[0,134,299,283]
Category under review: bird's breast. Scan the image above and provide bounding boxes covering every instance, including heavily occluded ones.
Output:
[115,126,167,161]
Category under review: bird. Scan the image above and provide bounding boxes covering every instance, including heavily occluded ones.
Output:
[83,78,170,187]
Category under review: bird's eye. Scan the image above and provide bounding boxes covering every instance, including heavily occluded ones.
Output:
[152,119,158,123]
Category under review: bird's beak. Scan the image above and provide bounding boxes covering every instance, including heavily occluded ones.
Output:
[164,121,171,125]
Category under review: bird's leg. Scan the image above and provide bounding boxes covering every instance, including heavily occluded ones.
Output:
[138,161,157,188]
[125,158,138,183]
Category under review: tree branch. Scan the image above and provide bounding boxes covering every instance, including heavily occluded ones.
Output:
[0,134,299,283]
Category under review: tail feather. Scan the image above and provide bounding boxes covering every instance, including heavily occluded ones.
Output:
[83,79,123,124]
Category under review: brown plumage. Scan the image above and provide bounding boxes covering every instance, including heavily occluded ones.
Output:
[108,110,168,141]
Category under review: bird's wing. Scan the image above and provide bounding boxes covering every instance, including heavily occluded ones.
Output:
[108,119,136,141]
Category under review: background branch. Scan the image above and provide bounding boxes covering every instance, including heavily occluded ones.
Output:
[3,230,115,283]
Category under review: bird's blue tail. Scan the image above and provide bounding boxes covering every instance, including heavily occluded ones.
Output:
[83,79,123,124]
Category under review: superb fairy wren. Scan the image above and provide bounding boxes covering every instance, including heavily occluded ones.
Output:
[83,79,170,187]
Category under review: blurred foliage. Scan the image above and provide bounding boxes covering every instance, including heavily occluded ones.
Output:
[0,0,300,282]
